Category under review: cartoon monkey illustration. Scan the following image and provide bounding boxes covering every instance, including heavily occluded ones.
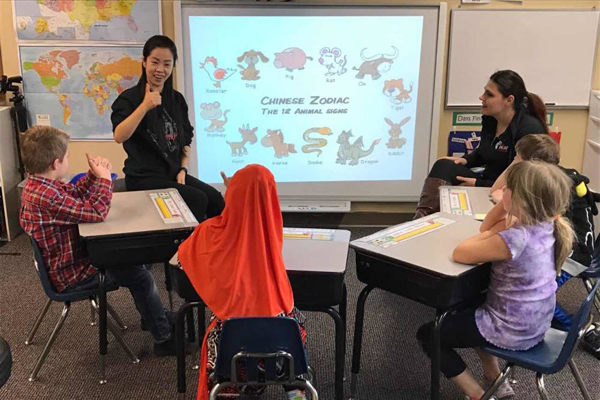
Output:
[200,102,229,132]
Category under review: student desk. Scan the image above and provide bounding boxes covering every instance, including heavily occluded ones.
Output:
[79,189,198,384]
[439,186,495,217]
[349,213,490,400]
[170,228,351,400]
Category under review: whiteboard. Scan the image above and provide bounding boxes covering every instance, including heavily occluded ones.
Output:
[447,10,600,108]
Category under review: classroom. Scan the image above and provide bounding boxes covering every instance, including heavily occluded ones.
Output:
[0,1,599,399]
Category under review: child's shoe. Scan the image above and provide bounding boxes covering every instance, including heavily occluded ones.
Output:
[153,335,192,357]
[464,397,498,400]
[287,389,307,400]
[582,325,600,359]
[483,377,515,399]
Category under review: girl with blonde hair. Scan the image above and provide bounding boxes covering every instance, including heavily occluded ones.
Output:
[417,161,574,400]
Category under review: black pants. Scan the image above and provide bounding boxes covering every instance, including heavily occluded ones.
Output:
[429,159,480,186]
[416,307,488,378]
[126,174,225,221]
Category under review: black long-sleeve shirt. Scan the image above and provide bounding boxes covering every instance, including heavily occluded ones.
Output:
[464,107,546,187]
[111,86,194,181]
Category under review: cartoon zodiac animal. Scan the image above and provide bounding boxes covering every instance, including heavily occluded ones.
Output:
[354,46,399,80]
[261,129,297,158]
[383,79,413,104]
[227,124,258,156]
[336,130,381,165]
[200,102,229,132]
[385,117,410,149]
[237,50,269,81]
[302,127,333,157]
[273,48,313,72]
[318,47,348,76]
[200,57,236,88]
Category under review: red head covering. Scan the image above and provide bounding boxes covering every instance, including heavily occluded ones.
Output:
[178,164,294,400]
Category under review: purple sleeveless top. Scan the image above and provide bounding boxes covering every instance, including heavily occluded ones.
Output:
[475,222,557,350]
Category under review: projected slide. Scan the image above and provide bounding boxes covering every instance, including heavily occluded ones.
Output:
[189,15,423,184]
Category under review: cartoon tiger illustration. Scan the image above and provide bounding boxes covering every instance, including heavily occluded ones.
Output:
[382,79,413,104]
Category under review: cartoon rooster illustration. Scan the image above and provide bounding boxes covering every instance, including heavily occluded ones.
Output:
[200,57,236,88]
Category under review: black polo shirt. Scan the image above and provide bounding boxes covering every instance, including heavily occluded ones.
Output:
[111,86,194,181]
[464,107,546,187]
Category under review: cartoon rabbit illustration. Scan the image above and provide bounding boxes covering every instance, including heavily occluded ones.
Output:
[385,117,410,149]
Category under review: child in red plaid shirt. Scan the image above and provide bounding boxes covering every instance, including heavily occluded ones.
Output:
[20,126,179,356]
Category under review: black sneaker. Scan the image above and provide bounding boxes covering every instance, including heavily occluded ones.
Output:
[582,326,600,359]
[153,336,193,357]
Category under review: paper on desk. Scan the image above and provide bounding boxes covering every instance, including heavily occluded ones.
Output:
[150,191,198,224]
[357,216,456,249]
[440,187,473,216]
[283,227,334,241]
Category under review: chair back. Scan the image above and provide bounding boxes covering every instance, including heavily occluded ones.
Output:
[214,317,308,384]
[29,237,61,301]
[553,278,600,368]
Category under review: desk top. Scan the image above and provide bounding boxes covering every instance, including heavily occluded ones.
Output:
[440,186,494,217]
[351,213,483,277]
[170,228,351,274]
[79,189,198,238]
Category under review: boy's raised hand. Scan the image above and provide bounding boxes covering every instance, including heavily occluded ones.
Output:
[86,153,112,181]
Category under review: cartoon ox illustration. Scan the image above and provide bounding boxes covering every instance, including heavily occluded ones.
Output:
[354,46,399,80]
[273,47,313,72]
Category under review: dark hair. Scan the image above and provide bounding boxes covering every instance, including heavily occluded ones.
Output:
[515,133,560,165]
[137,35,187,153]
[489,70,549,133]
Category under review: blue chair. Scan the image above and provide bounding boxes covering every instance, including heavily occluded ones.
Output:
[69,172,118,184]
[25,237,139,382]
[480,277,600,400]
[209,317,318,400]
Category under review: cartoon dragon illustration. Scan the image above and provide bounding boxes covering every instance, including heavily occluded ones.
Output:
[336,130,381,165]
[301,127,333,157]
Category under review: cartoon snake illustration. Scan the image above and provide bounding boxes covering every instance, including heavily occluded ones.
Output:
[301,127,333,157]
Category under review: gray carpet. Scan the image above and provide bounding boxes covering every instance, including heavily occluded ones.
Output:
[0,229,599,400]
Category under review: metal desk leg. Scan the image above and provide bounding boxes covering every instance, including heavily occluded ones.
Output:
[164,262,174,311]
[177,302,203,397]
[349,285,375,400]
[340,283,348,327]
[194,306,206,370]
[321,306,345,400]
[431,310,450,400]
[99,268,108,384]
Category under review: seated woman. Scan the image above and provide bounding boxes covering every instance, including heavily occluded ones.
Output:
[111,35,224,221]
[414,70,548,219]
[178,164,307,400]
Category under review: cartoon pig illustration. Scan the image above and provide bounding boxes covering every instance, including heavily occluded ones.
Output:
[273,47,313,72]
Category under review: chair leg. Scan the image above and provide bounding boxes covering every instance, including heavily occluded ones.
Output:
[480,364,512,400]
[90,299,139,364]
[296,379,319,400]
[90,302,96,326]
[536,373,550,400]
[568,359,592,400]
[25,298,52,345]
[29,302,70,381]
[106,302,127,331]
[584,279,600,315]
[308,366,317,385]
[508,366,517,384]
[209,382,234,400]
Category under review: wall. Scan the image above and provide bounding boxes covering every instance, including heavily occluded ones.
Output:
[1,0,598,180]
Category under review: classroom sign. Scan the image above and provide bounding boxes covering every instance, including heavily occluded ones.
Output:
[452,111,554,126]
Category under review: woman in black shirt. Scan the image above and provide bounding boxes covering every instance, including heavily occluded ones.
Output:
[111,35,224,220]
[414,70,548,219]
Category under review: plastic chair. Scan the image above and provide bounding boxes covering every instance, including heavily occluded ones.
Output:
[209,317,318,400]
[480,278,600,400]
[25,237,139,381]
